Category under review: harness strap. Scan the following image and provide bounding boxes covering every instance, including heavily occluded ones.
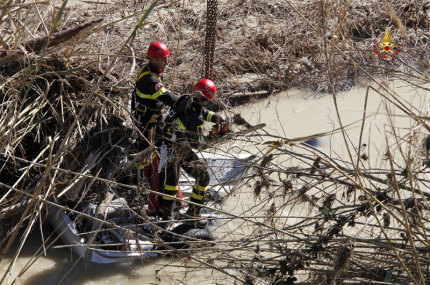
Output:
[136,70,161,82]
[174,118,187,130]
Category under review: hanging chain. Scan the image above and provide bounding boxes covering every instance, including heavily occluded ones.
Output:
[202,0,218,80]
[170,0,186,94]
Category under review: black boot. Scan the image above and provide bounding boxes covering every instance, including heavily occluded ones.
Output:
[183,204,207,229]
[160,199,175,229]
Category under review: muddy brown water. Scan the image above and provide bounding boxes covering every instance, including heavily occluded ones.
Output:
[1,80,428,284]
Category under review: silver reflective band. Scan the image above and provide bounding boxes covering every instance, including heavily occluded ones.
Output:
[158,143,168,173]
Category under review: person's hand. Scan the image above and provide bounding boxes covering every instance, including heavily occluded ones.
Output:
[216,115,226,124]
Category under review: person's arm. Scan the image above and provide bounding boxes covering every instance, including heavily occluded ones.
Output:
[157,88,178,107]
[136,74,178,107]
[202,108,224,124]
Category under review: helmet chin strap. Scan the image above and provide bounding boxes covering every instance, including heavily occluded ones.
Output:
[192,92,202,101]
[192,92,208,106]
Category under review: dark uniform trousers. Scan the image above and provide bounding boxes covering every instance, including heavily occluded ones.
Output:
[162,144,210,207]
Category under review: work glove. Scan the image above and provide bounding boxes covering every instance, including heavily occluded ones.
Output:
[210,117,230,137]
[216,114,226,124]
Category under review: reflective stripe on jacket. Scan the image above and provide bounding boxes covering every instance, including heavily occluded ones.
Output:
[163,96,221,145]
[132,64,177,118]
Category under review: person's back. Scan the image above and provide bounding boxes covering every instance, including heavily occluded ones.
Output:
[164,96,219,147]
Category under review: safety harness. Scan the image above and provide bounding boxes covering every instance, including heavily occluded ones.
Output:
[132,68,168,123]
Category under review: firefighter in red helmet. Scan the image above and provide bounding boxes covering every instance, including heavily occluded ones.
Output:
[158,78,226,228]
[131,41,178,148]
[193,78,217,100]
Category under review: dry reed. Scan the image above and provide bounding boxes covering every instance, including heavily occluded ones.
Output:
[1,0,430,284]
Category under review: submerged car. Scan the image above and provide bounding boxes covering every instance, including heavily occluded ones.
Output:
[47,151,253,264]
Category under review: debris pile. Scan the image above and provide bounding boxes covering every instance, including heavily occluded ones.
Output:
[1,0,429,284]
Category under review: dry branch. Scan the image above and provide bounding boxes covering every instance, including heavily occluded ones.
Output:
[0,18,102,66]
[1,0,430,284]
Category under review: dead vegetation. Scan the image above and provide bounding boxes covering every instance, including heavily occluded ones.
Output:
[1,0,430,284]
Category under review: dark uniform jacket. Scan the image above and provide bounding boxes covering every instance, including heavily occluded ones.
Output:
[162,95,221,148]
[132,63,177,129]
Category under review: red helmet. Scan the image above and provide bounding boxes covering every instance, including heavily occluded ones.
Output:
[147,41,170,58]
[193,79,217,100]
